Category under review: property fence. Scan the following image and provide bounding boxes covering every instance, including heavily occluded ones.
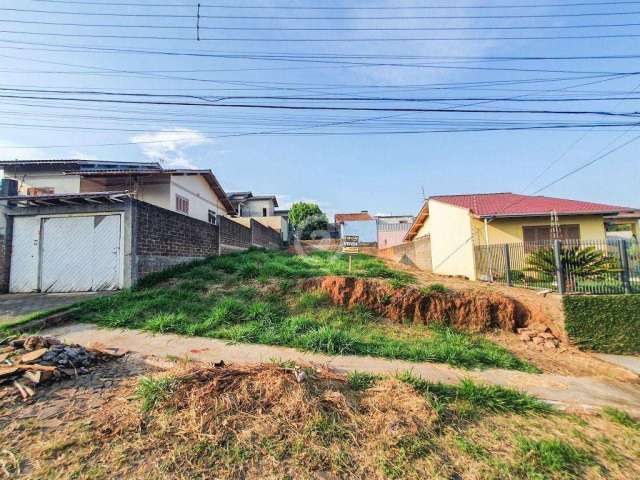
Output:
[474,239,639,294]
[378,236,432,272]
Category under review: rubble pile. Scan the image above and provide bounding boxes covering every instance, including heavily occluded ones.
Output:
[517,327,562,350]
[0,335,126,400]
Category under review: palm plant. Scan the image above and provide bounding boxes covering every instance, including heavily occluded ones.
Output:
[524,246,620,290]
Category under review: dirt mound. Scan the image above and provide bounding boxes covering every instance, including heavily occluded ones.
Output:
[303,276,531,332]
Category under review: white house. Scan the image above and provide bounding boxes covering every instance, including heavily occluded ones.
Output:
[0,159,236,222]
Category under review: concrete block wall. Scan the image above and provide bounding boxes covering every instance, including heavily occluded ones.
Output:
[250,218,282,250]
[133,200,219,280]
[377,235,433,271]
[218,215,251,254]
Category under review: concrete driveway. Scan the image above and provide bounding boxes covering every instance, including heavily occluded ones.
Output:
[0,291,114,326]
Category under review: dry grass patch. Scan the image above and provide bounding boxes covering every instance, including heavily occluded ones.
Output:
[2,362,639,479]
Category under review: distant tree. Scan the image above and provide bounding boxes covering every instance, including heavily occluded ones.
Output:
[289,202,329,240]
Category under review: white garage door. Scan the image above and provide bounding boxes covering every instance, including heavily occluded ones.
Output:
[9,217,41,292]
[9,214,122,293]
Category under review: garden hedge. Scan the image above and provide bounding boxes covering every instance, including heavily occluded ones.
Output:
[563,294,640,354]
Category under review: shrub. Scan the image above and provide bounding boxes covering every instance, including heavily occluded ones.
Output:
[524,246,619,290]
[563,295,640,353]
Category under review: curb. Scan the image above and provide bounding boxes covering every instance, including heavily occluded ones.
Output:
[7,308,78,334]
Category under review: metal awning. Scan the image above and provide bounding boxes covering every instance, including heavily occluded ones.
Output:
[0,191,131,208]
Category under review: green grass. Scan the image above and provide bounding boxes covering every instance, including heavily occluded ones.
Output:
[514,437,596,479]
[398,373,551,416]
[602,407,640,430]
[71,250,536,372]
[135,376,178,412]
[347,371,381,391]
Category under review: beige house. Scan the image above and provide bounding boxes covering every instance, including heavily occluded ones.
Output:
[227,191,289,242]
[404,192,637,280]
[0,159,235,222]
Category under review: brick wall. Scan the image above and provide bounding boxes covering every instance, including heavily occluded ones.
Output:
[250,218,282,250]
[133,200,219,279]
[218,215,251,254]
[377,235,432,271]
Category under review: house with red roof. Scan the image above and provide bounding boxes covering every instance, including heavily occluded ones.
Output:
[404,192,637,280]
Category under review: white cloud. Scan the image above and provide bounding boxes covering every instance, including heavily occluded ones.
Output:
[130,128,211,169]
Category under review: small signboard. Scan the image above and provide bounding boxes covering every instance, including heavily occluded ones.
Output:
[343,235,359,254]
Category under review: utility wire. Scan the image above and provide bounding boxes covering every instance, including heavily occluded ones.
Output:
[5,18,640,31]
[30,0,640,8]
[4,28,640,41]
[5,6,640,19]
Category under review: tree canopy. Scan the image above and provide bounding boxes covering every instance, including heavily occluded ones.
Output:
[289,202,329,240]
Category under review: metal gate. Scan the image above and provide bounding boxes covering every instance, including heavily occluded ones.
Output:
[9,214,122,293]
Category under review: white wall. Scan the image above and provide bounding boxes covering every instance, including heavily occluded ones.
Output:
[10,172,81,194]
[424,200,477,280]
[138,180,171,210]
[241,198,275,217]
[170,175,226,222]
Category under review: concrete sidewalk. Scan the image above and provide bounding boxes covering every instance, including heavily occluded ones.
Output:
[0,292,113,326]
[44,323,640,415]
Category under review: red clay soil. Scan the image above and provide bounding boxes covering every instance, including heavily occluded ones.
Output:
[302,276,533,333]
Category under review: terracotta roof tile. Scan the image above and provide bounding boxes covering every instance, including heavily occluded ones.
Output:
[431,192,634,218]
[335,212,374,223]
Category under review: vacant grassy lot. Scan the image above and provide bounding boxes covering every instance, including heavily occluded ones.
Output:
[2,361,638,479]
[71,249,536,371]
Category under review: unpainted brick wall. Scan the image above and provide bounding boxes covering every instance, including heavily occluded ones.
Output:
[134,200,219,279]
[218,215,251,253]
[377,235,432,271]
[250,218,282,250]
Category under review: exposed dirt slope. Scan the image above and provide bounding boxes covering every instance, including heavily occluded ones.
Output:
[303,276,531,333]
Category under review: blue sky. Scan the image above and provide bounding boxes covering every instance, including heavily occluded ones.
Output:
[0,0,638,219]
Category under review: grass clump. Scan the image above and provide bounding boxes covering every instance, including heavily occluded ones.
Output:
[420,283,449,295]
[398,373,551,416]
[347,371,381,391]
[602,407,640,430]
[514,437,596,479]
[135,376,178,412]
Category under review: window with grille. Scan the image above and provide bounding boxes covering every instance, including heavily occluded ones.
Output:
[208,210,217,224]
[176,194,189,214]
[522,224,580,243]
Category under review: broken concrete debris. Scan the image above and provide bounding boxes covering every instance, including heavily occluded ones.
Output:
[0,335,128,401]
[517,327,561,349]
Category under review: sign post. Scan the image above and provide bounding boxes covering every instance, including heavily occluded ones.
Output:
[342,235,359,274]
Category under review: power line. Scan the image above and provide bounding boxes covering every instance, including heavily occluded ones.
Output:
[7,18,640,31]
[29,0,640,8]
[4,27,640,41]
[5,6,640,19]
[0,93,638,117]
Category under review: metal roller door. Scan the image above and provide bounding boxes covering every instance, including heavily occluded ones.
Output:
[9,214,122,293]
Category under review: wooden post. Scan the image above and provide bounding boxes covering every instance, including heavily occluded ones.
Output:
[348,254,352,274]
[503,243,512,287]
